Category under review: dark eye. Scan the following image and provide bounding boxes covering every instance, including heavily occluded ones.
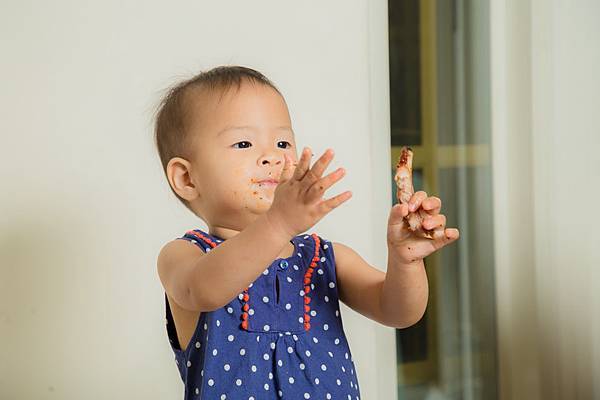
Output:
[278,141,292,149]
[233,141,252,149]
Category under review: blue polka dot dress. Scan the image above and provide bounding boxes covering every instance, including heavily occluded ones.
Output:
[165,228,362,399]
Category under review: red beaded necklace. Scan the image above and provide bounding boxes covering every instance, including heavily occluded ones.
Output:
[184,230,320,332]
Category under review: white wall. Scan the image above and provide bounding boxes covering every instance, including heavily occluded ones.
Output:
[491,0,600,399]
[0,1,394,399]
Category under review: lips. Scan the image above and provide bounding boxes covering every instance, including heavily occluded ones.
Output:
[258,179,279,185]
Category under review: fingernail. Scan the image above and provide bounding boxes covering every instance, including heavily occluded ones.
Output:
[409,203,416,211]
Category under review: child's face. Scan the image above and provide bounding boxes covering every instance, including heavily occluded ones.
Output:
[181,81,299,228]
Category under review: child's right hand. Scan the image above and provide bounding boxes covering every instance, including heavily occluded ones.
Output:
[265,147,352,238]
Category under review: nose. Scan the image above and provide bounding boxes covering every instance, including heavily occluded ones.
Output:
[259,152,283,166]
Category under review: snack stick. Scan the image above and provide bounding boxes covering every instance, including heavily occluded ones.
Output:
[394,146,435,240]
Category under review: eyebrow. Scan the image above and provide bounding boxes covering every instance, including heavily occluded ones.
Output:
[217,125,295,136]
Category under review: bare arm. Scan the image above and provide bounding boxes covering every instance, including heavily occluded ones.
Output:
[157,212,292,312]
[334,242,427,329]
[379,255,428,328]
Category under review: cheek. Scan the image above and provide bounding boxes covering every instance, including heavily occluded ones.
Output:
[231,166,254,189]
[228,166,264,202]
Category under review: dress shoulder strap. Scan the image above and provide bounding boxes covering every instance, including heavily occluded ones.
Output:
[176,229,223,253]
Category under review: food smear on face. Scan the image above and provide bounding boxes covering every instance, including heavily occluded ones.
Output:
[242,176,274,212]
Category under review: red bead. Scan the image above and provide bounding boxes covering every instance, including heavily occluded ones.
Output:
[305,315,311,322]
[243,304,249,311]
[243,294,249,301]
[304,278,311,285]
[186,230,218,248]
[242,313,248,320]
[304,322,311,330]
[304,296,311,304]
[304,286,311,294]
[241,321,248,330]
[304,305,310,312]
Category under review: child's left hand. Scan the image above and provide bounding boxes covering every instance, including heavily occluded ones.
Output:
[387,191,460,265]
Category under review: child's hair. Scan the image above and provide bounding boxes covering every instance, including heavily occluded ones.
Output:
[152,65,282,216]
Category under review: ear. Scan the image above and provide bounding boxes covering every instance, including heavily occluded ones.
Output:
[166,157,201,201]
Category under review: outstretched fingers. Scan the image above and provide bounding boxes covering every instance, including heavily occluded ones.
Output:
[293,147,312,181]
[306,166,346,203]
[289,146,352,214]
[299,148,335,191]
[317,190,353,214]
[279,154,295,183]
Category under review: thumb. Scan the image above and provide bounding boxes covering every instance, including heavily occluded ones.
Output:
[279,154,294,183]
[388,203,408,226]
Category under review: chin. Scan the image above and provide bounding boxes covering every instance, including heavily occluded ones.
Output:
[242,197,273,214]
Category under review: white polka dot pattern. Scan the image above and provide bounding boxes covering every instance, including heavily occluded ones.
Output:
[167,231,361,399]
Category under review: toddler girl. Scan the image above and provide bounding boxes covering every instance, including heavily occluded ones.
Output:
[154,65,459,399]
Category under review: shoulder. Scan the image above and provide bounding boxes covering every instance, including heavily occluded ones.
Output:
[156,238,207,312]
[331,241,358,261]
[156,238,205,285]
[330,241,384,278]
[306,236,357,262]
[158,236,205,262]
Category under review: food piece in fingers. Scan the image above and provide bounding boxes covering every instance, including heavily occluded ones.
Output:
[393,146,435,239]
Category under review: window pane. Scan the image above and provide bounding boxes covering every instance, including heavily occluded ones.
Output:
[389,1,497,399]
[389,0,421,147]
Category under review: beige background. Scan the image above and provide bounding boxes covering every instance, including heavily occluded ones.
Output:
[0,1,395,399]
[492,0,600,399]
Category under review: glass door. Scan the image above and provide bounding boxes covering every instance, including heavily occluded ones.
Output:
[388,1,498,399]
